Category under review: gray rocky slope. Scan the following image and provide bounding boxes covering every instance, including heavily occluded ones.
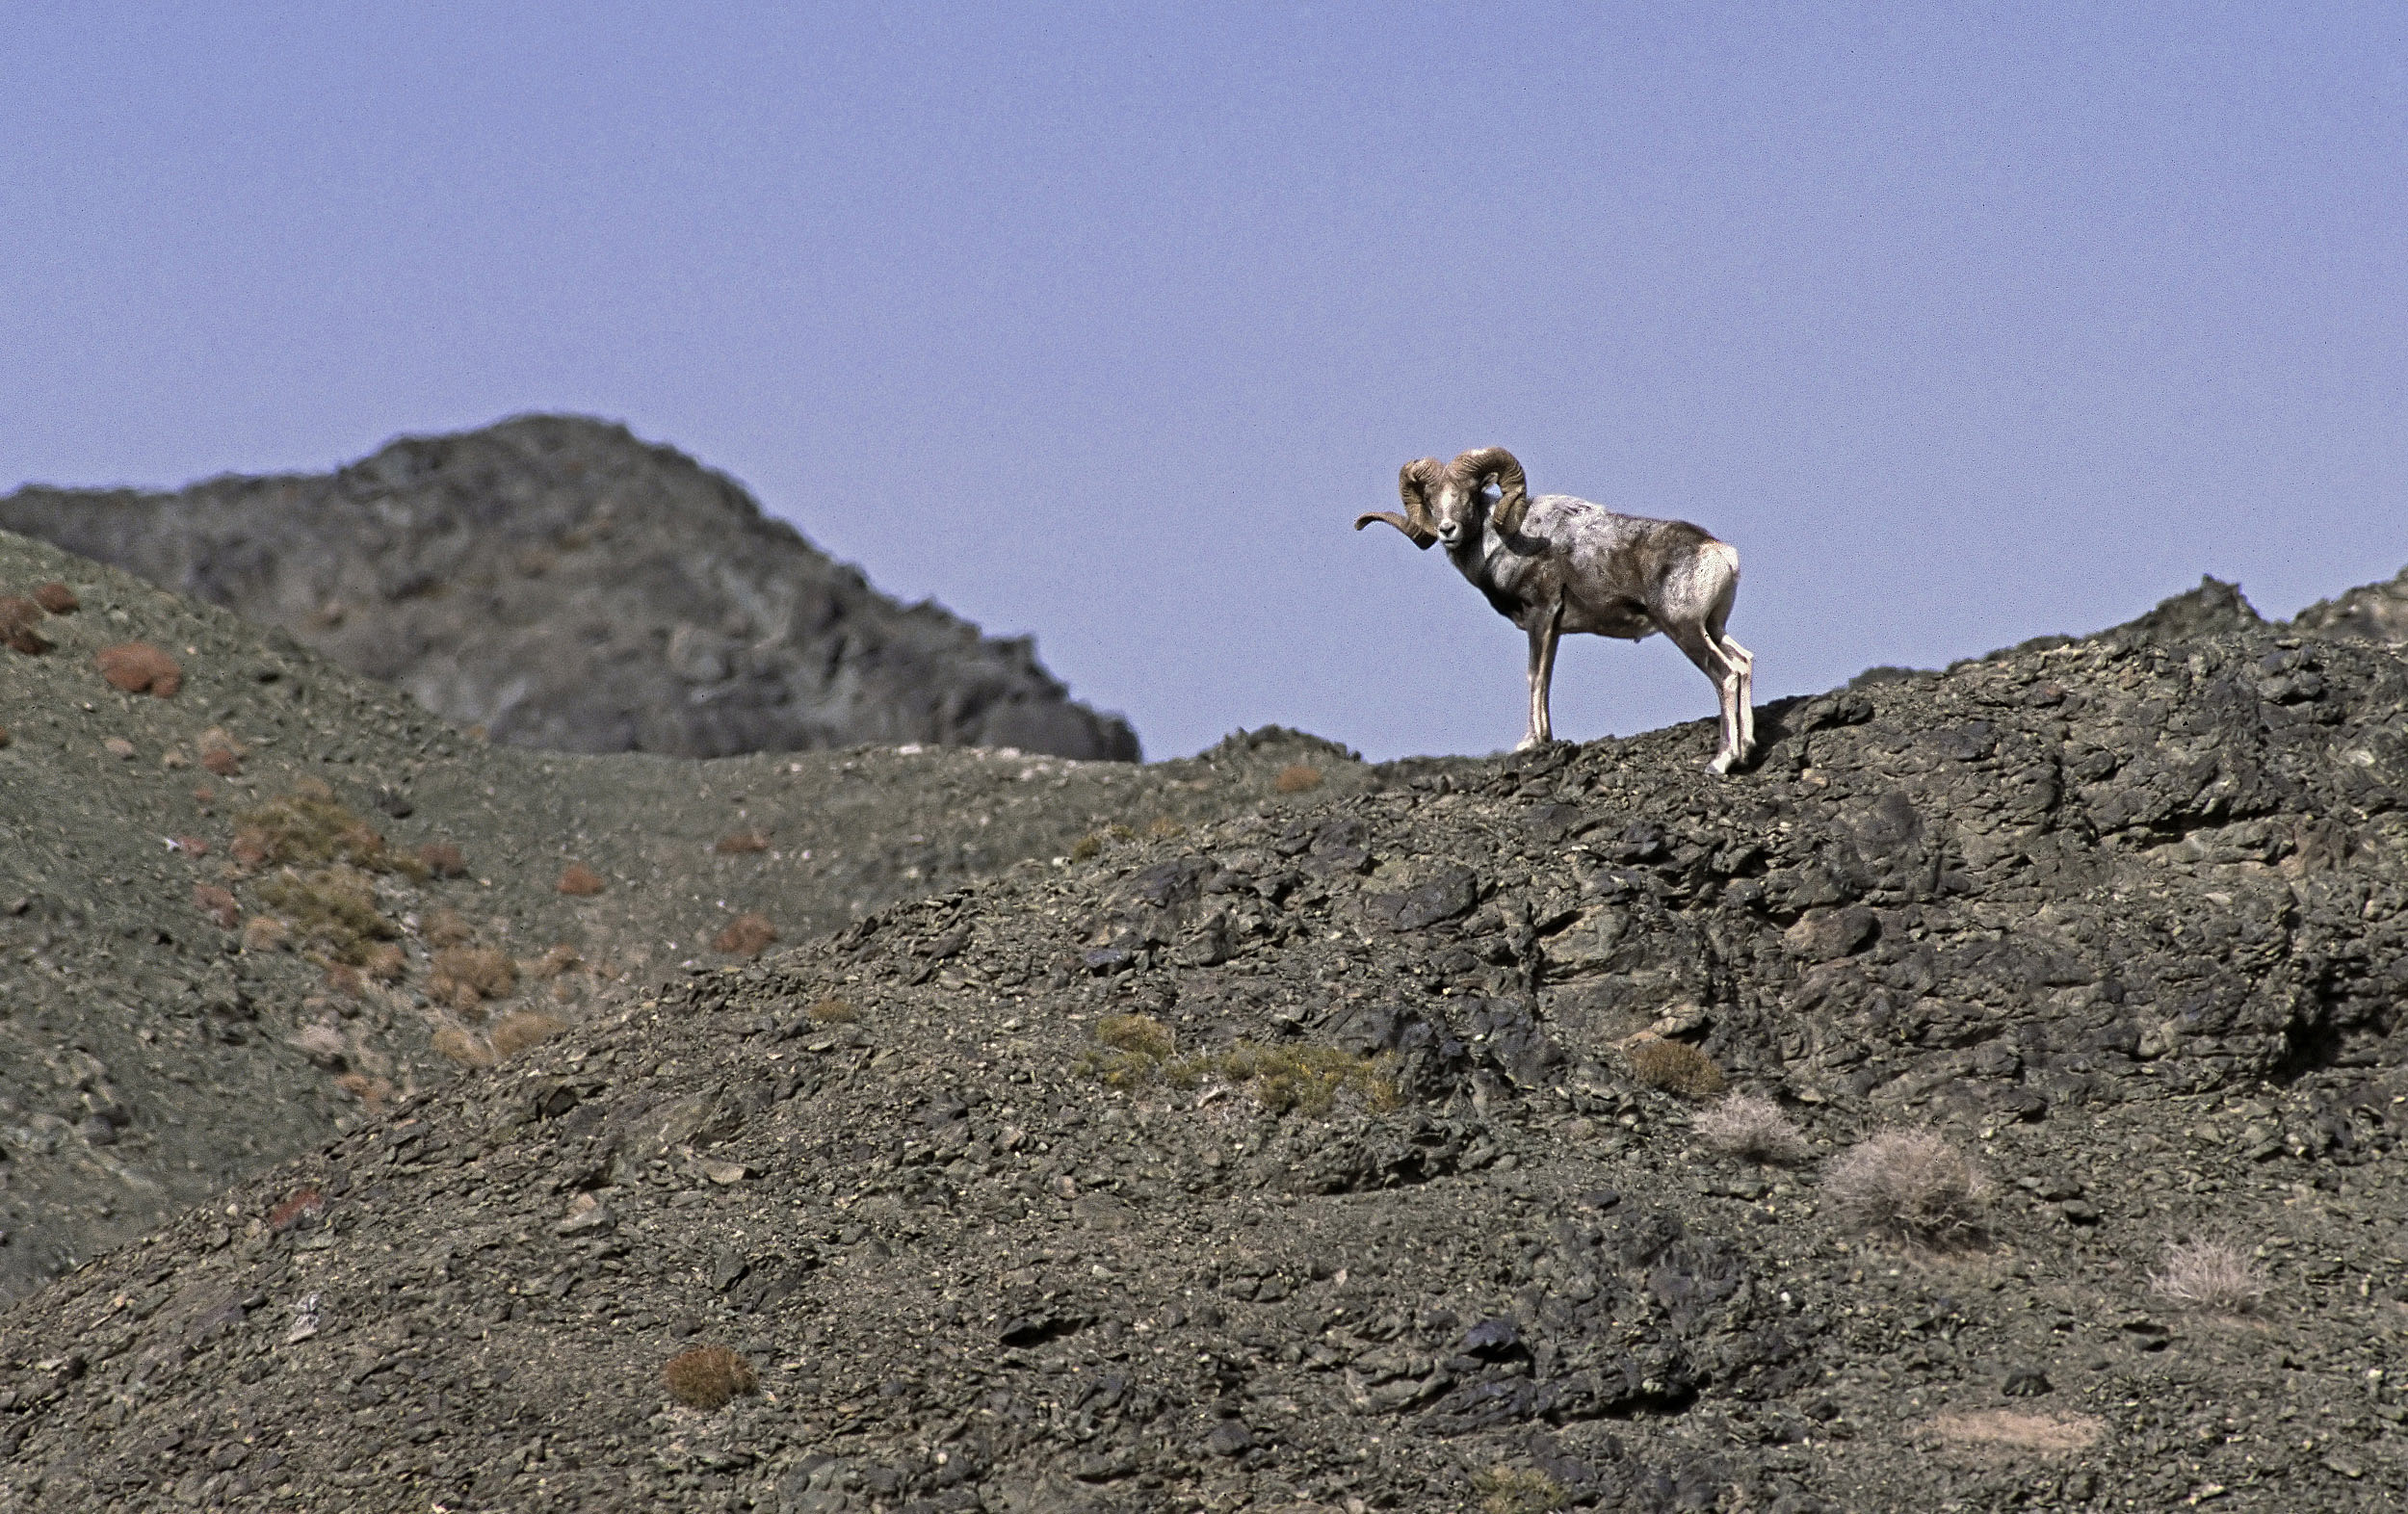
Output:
[0,527,1356,1307]
[0,415,1139,762]
[5,560,2408,1510]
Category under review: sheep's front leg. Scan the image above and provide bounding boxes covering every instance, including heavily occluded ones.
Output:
[1517,601,1563,751]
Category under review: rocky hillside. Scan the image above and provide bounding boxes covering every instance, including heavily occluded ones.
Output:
[0,415,1139,762]
[5,564,2405,1510]
[0,527,1359,1306]
[2295,564,2408,651]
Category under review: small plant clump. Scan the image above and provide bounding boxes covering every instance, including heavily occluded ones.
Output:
[424,908,474,947]
[1145,817,1186,840]
[1825,1128,1990,1245]
[432,946,516,1010]
[714,829,770,854]
[1624,1035,1727,1099]
[664,1344,758,1410]
[1078,1016,1400,1114]
[557,862,606,896]
[416,841,468,877]
[1069,834,1104,862]
[1694,1091,1809,1162]
[1473,1465,1568,1514]
[94,641,182,696]
[1273,763,1323,794]
[713,912,778,956]
[255,867,402,965]
[31,582,77,613]
[486,1009,569,1059]
[2149,1240,2271,1315]
[196,726,245,776]
[234,788,426,878]
[805,997,858,1025]
[430,1025,493,1068]
[0,596,53,655]
[192,883,240,929]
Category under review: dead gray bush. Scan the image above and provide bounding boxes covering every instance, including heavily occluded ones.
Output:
[2149,1240,2269,1314]
[1824,1128,1988,1244]
[1693,1092,1808,1162]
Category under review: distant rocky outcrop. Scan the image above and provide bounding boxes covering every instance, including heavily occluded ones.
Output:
[0,415,1139,760]
[2294,563,2408,650]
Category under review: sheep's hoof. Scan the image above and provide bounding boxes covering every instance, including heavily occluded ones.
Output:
[1708,751,1737,776]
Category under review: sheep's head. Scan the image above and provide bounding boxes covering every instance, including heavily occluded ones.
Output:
[1355,449,1530,551]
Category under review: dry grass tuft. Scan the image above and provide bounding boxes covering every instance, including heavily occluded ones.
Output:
[488,1010,569,1058]
[1080,1018,1400,1114]
[241,914,292,953]
[1274,763,1324,794]
[557,862,606,896]
[531,943,582,978]
[1472,1466,1568,1514]
[430,1025,493,1068]
[235,790,425,878]
[0,597,53,655]
[2149,1240,2270,1315]
[192,883,240,929]
[416,841,467,877]
[31,582,77,614]
[664,1344,758,1410]
[432,946,516,1009]
[362,942,406,982]
[1926,1409,2103,1457]
[1693,1091,1809,1162]
[196,726,245,776]
[805,997,858,1025]
[1825,1128,1990,1245]
[424,907,474,947]
[1145,817,1187,840]
[323,963,366,999]
[1624,1035,1727,1099]
[713,912,778,956]
[334,1072,393,1109]
[290,1024,349,1070]
[714,829,770,854]
[1069,833,1103,862]
[94,642,181,695]
[255,867,400,964]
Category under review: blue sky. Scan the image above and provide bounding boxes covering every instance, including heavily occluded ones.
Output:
[5,4,2402,760]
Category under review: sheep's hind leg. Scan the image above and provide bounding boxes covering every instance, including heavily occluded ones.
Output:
[1663,620,1745,773]
[1517,603,1563,750]
[1716,634,1756,764]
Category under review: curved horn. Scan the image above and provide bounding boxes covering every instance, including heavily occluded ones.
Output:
[1353,457,1443,549]
[1452,447,1530,535]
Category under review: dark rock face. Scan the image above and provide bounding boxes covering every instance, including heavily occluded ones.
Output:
[0,415,1139,761]
[7,592,2408,1511]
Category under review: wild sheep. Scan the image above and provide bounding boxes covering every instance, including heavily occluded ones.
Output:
[1355,446,1755,773]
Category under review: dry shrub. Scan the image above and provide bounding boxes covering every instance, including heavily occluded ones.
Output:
[713,912,777,956]
[361,942,406,982]
[1473,1466,1568,1514]
[256,866,400,964]
[714,830,769,854]
[1274,763,1324,794]
[1694,1091,1808,1162]
[31,582,77,614]
[1926,1410,2102,1457]
[267,1187,326,1231]
[1210,1042,1401,1115]
[805,997,857,1025]
[424,907,474,947]
[432,946,516,1007]
[1069,834,1103,862]
[530,943,582,978]
[1624,1035,1726,1099]
[291,1024,349,1069]
[323,962,366,999]
[334,1072,393,1109]
[235,791,422,877]
[0,597,52,655]
[2149,1240,2270,1314]
[1079,1013,1176,1090]
[430,1025,493,1068]
[664,1344,758,1410]
[196,726,245,776]
[417,841,467,877]
[488,1010,569,1058]
[1145,817,1187,840]
[242,915,291,953]
[1825,1129,1990,1245]
[95,642,182,695]
[557,862,606,896]
[192,883,240,929]
[0,725,10,747]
